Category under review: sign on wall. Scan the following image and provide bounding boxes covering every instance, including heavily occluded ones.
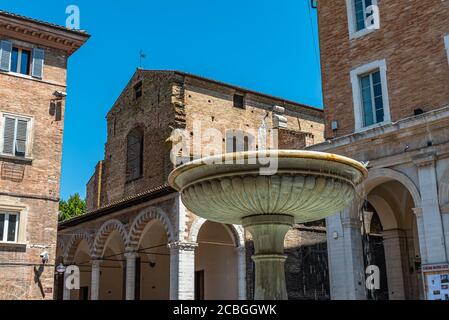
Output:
[423,264,449,300]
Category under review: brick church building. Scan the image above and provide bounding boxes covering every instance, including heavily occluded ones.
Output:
[56,70,327,300]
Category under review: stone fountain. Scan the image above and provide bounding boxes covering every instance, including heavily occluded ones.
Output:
[168,150,367,300]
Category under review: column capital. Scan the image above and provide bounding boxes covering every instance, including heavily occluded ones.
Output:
[237,246,246,254]
[168,241,198,252]
[62,256,73,265]
[412,207,423,217]
[341,217,362,229]
[381,229,407,240]
[412,152,437,168]
[124,252,138,260]
[440,204,449,215]
[90,258,102,267]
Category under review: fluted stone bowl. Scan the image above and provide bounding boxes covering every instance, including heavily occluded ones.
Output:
[168,150,368,225]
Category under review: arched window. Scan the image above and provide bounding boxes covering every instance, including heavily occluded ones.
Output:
[126,128,143,182]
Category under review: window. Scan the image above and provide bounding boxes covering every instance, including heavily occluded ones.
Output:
[0,40,45,78]
[11,47,31,75]
[233,94,245,109]
[134,81,143,100]
[354,0,373,31]
[126,128,143,182]
[350,59,391,131]
[0,212,19,243]
[346,0,379,39]
[359,70,383,126]
[1,115,31,158]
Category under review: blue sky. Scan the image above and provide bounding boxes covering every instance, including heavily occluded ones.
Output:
[0,0,322,200]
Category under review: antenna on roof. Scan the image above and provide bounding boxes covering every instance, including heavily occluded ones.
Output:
[139,49,147,69]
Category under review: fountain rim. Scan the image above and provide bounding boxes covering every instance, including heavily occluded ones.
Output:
[168,150,368,191]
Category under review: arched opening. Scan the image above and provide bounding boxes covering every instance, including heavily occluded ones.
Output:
[195,221,239,300]
[363,179,424,300]
[362,203,389,300]
[137,220,170,300]
[99,230,126,300]
[70,239,92,300]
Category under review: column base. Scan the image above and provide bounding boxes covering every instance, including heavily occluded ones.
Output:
[243,214,294,300]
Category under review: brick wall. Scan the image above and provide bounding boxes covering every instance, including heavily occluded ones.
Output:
[99,71,176,206]
[0,49,67,299]
[318,0,449,138]
[88,70,325,209]
[0,13,88,299]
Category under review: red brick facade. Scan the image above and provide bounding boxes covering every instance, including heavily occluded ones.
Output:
[318,0,449,138]
[0,11,88,299]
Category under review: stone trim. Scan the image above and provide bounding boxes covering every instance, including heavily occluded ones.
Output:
[65,232,94,260]
[364,168,422,206]
[345,0,380,40]
[127,206,175,247]
[310,105,449,152]
[350,59,391,131]
[93,219,128,257]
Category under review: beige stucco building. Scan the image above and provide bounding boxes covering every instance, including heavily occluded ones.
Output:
[56,70,327,300]
[0,11,88,299]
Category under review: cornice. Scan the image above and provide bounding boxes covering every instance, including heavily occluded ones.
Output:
[0,16,89,56]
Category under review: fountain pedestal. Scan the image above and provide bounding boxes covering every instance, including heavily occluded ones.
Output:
[243,214,294,300]
[168,150,367,301]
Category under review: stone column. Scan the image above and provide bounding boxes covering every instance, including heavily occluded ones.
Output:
[90,259,101,301]
[442,210,449,260]
[237,246,247,300]
[326,207,367,300]
[168,241,197,300]
[62,258,72,300]
[414,154,448,264]
[242,214,293,300]
[62,270,71,300]
[125,251,138,300]
[382,229,409,300]
[412,208,428,264]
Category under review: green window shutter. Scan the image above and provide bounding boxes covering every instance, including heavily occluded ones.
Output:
[31,48,45,79]
[0,40,12,72]
[15,119,28,157]
[3,117,15,155]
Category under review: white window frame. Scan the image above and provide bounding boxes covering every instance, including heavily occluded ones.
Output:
[444,35,449,66]
[345,0,380,40]
[0,112,34,159]
[0,211,20,243]
[350,59,391,132]
[0,203,27,246]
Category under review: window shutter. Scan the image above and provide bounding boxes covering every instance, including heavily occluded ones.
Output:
[3,117,15,154]
[31,48,44,79]
[0,40,12,72]
[15,120,28,157]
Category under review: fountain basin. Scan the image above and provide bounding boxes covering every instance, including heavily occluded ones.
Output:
[168,150,367,300]
[169,150,367,224]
